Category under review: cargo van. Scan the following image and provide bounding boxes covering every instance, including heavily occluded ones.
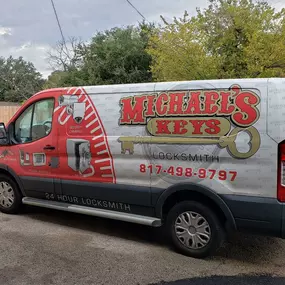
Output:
[0,78,284,258]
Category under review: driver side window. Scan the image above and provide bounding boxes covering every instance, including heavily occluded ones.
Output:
[14,99,54,144]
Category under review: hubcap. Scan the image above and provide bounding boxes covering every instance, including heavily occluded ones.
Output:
[0,181,14,208]
[175,211,211,249]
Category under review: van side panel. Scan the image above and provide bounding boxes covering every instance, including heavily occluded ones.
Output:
[267,78,285,144]
[53,85,155,216]
[144,80,276,198]
[112,79,282,237]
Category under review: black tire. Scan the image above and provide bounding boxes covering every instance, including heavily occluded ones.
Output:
[166,201,225,259]
[0,174,22,214]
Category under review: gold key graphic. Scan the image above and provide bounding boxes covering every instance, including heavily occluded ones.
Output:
[118,126,260,159]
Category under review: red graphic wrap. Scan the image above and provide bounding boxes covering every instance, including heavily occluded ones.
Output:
[54,87,116,184]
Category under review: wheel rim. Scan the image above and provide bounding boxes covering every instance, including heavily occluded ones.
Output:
[0,181,15,208]
[175,211,211,249]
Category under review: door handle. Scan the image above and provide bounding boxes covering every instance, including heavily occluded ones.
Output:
[43,145,56,150]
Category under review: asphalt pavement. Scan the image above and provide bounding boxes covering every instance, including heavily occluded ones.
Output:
[1,206,285,285]
[152,276,285,285]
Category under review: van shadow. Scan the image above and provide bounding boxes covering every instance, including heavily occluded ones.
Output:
[22,206,282,263]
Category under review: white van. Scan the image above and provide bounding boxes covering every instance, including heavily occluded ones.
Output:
[0,78,284,258]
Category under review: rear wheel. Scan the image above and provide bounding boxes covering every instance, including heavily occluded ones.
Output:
[166,201,225,258]
[0,175,22,214]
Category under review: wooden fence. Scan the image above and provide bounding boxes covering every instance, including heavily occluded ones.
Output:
[0,103,21,124]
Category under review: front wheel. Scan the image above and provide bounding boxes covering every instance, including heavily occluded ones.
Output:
[166,201,225,258]
[0,175,22,214]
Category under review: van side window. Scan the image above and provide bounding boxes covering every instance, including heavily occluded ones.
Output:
[32,99,54,141]
[14,99,54,143]
[14,105,33,143]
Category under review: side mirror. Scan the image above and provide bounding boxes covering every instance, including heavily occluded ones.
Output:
[0,123,9,145]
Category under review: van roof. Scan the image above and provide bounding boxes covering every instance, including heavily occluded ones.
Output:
[34,78,282,97]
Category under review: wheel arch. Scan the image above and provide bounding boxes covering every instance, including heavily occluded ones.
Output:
[155,183,236,231]
[0,164,26,196]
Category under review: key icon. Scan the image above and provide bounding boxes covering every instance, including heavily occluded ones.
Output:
[118,126,260,159]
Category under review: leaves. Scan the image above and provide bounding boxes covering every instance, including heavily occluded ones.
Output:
[43,1,285,88]
[45,23,154,88]
[82,25,153,85]
[0,56,44,102]
[148,0,285,81]
[147,16,219,81]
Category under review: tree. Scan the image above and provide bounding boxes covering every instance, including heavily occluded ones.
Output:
[47,37,84,71]
[44,37,87,89]
[0,56,44,102]
[81,23,154,85]
[43,69,87,89]
[45,23,155,88]
[147,12,219,81]
[148,0,285,81]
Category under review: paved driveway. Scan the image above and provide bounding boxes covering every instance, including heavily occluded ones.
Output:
[0,206,285,285]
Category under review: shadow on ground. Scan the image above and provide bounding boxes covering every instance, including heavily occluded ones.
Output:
[23,205,282,263]
[150,275,285,285]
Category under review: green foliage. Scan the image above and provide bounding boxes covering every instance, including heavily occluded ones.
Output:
[147,12,219,81]
[0,56,44,102]
[45,1,285,86]
[45,23,154,88]
[43,69,87,89]
[82,25,153,85]
[148,0,285,81]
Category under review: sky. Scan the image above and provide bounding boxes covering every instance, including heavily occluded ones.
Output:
[0,0,284,78]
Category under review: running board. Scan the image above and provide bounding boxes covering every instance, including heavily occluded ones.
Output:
[22,197,161,227]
